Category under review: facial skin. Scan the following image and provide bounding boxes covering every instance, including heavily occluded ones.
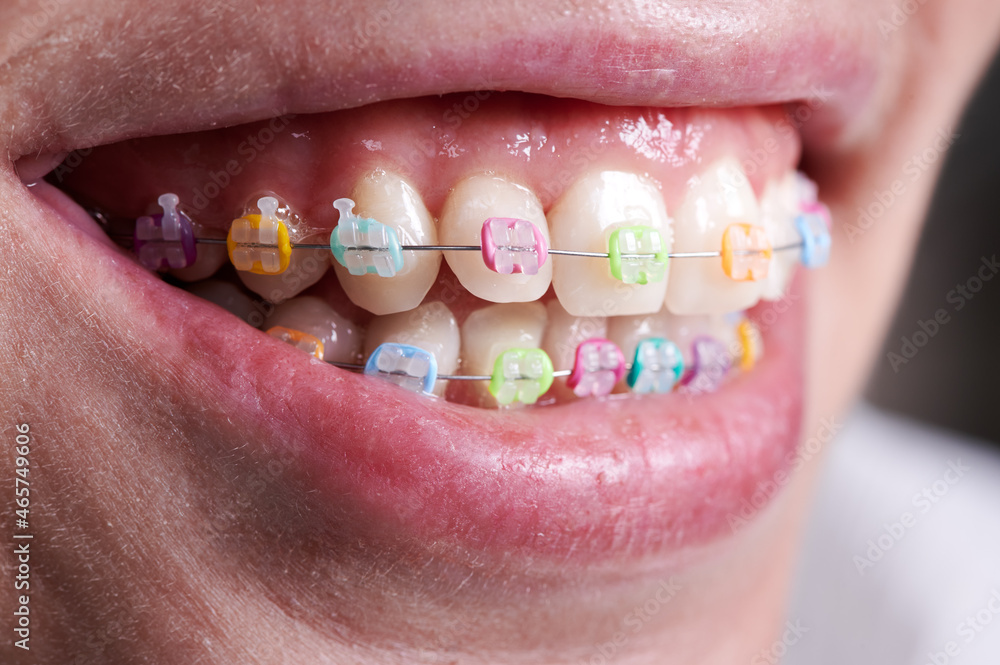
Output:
[1,1,999,663]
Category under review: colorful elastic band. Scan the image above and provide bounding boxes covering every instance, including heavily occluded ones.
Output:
[266,325,759,406]
[106,191,832,283]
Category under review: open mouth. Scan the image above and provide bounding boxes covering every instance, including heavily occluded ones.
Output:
[7,1,878,566]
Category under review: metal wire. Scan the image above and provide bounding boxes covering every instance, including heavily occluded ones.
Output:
[326,361,579,381]
[106,229,804,258]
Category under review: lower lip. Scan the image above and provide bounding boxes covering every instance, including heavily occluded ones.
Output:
[175,274,803,564]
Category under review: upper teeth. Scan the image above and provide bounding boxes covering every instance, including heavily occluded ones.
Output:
[136,161,826,319]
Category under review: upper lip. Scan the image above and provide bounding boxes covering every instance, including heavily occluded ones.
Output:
[3,0,881,160]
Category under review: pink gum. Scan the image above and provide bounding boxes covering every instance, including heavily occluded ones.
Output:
[60,93,800,231]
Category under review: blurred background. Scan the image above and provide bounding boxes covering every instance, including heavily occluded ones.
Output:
[867,53,1000,446]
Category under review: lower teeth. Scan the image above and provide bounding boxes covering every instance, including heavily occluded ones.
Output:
[184,271,763,407]
[282,309,759,406]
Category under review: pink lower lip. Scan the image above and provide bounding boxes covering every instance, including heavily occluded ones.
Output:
[183,280,802,562]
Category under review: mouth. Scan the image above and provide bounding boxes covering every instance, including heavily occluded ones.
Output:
[7,1,875,564]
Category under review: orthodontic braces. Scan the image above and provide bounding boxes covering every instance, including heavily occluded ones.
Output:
[274,326,747,405]
[93,178,830,405]
[104,185,831,280]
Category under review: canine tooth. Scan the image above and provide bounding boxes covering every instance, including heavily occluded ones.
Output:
[440,174,551,303]
[460,302,547,406]
[760,172,801,301]
[185,280,262,327]
[264,296,362,363]
[666,158,765,315]
[364,302,460,396]
[548,171,670,317]
[333,170,440,315]
[238,247,330,304]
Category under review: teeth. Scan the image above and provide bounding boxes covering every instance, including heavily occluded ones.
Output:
[568,339,627,398]
[627,338,685,395]
[540,300,608,399]
[460,302,548,406]
[364,302,460,396]
[489,348,554,406]
[268,327,325,359]
[606,307,675,368]
[184,279,263,327]
[334,170,441,315]
[440,174,551,303]
[540,300,608,376]
[548,171,671,317]
[666,158,765,315]
[607,307,677,394]
[169,243,228,282]
[365,344,439,395]
[608,308,743,370]
[238,246,331,304]
[659,312,740,368]
[263,296,362,363]
[681,336,733,395]
[133,194,197,271]
[737,318,764,371]
[759,171,801,301]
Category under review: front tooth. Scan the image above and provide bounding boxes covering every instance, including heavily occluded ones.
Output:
[759,171,801,301]
[364,302,460,396]
[238,246,331,304]
[548,171,671,317]
[333,170,441,315]
[263,295,363,363]
[666,158,765,315]
[460,302,547,406]
[439,174,551,303]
